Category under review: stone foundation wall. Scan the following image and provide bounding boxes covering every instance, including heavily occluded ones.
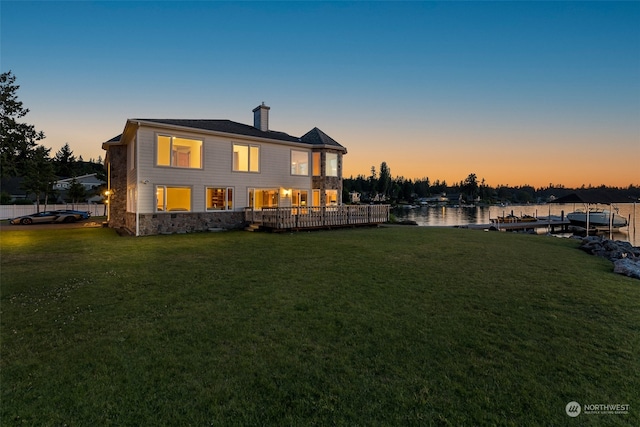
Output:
[136,211,245,236]
[106,145,128,230]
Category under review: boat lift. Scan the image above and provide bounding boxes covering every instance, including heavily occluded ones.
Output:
[550,191,633,238]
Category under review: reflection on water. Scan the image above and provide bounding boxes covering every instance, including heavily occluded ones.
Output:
[393,203,639,246]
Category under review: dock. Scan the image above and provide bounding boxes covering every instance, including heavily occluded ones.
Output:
[460,218,572,233]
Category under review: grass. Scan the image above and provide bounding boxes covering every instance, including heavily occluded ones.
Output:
[1,226,638,426]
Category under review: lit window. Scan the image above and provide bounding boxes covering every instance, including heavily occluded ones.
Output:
[312,152,321,176]
[127,187,136,212]
[206,187,233,210]
[156,186,191,212]
[233,144,259,172]
[129,137,136,171]
[291,150,309,176]
[326,153,338,177]
[325,189,338,205]
[156,135,202,168]
[292,190,308,206]
[249,188,279,209]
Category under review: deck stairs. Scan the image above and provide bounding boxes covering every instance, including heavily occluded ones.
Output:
[244,222,262,232]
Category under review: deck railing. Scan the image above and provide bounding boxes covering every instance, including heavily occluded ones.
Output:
[245,205,390,230]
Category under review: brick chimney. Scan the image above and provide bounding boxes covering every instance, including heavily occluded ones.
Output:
[253,102,270,132]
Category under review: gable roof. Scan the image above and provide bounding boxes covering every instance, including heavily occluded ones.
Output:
[102,119,346,152]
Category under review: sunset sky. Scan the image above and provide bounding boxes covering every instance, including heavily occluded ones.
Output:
[2,1,638,188]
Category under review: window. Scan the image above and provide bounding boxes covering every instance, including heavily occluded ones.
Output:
[233,144,259,172]
[156,135,202,168]
[325,189,338,205]
[292,190,308,207]
[326,153,338,177]
[156,186,191,212]
[291,150,309,175]
[206,187,233,210]
[128,137,136,171]
[127,186,136,212]
[312,152,321,176]
[248,188,279,209]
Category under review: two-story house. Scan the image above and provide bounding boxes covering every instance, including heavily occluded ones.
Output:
[102,104,352,236]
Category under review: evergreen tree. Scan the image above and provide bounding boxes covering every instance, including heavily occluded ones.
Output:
[462,173,479,200]
[21,145,56,211]
[53,143,76,177]
[67,178,87,207]
[0,71,45,178]
[377,161,392,198]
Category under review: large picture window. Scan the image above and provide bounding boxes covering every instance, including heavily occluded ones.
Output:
[326,153,338,177]
[206,187,233,210]
[156,186,191,212]
[157,135,202,168]
[233,144,260,172]
[291,150,309,176]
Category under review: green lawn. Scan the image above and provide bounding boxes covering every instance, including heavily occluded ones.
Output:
[1,226,638,426]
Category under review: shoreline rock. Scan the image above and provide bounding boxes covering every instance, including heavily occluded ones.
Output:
[578,236,640,280]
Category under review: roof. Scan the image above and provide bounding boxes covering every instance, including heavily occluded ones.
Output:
[138,119,303,144]
[102,118,346,152]
[300,127,344,149]
[550,190,636,204]
[55,173,103,184]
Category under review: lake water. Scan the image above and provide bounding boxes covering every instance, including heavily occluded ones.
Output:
[392,203,640,247]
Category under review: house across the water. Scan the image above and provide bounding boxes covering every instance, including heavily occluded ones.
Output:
[102,104,388,236]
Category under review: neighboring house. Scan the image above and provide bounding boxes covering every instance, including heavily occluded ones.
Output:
[53,173,106,203]
[53,173,104,191]
[102,104,349,236]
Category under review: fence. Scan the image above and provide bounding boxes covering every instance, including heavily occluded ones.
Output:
[0,204,107,220]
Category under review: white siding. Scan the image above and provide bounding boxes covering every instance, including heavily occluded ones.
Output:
[134,126,313,213]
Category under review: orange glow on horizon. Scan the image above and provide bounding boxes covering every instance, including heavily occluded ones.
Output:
[342,146,639,189]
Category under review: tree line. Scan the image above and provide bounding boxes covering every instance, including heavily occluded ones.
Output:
[1,71,105,207]
[344,161,640,205]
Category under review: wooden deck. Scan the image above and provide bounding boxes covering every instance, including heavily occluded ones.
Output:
[245,205,390,231]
